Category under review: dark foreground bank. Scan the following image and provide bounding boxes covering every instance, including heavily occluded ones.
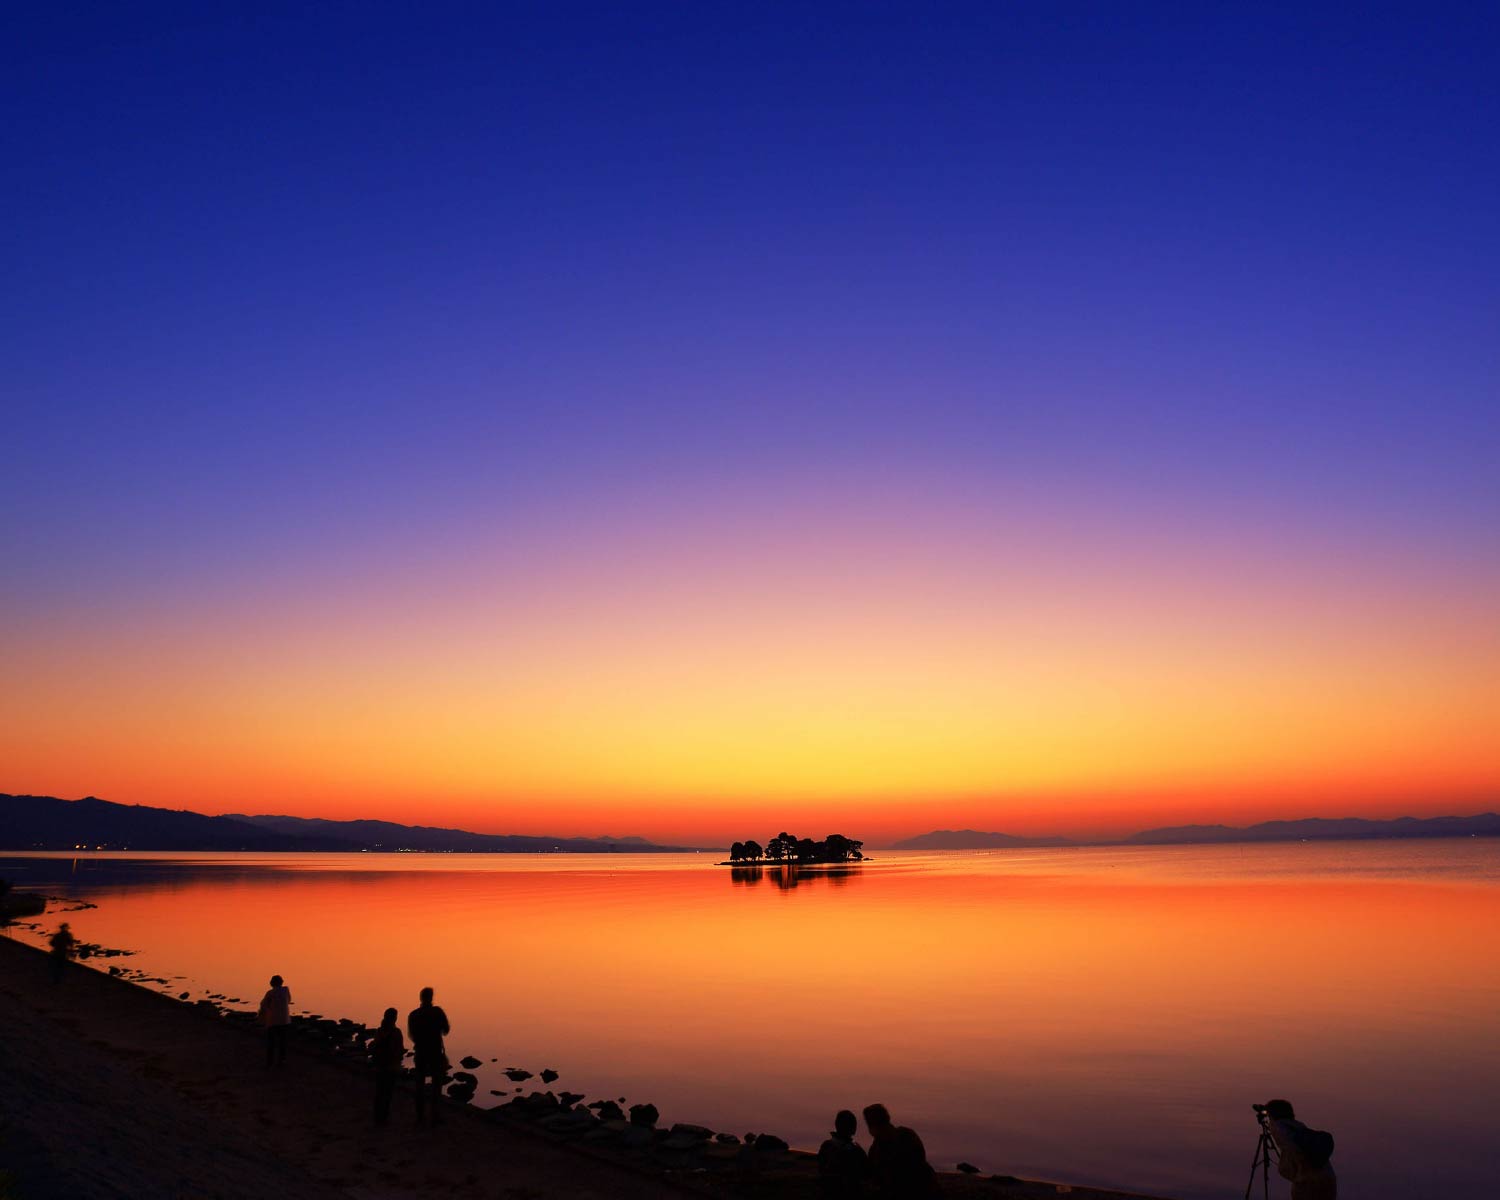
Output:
[0,936,1171,1199]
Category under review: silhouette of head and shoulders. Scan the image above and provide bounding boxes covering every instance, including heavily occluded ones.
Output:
[819,1109,869,1195]
[862,1104,935,1195]
[407,986,450,1046]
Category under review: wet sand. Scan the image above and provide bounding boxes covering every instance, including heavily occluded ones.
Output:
[0,935,1170,1199]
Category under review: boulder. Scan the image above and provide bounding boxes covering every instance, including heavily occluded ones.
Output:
[558,1091,586,1107]
[460,1055,482,1070]
[452,1071,478,1086]
[538,1109,597,1136]
[629,1103,659,1128]
[619,1125,655,1150]
[752,1134,789,1154]
[504,1068,532,1082]
[582,1119,630,1144]
[715,1133,740,1144]
[540,1068,558,1083]
[0,895,46,919]
[588,1100,624,1121]
[957,1162,981,1175]
[178,991,190,1000]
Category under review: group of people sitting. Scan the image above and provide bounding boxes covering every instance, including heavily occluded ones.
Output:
[819,1104,935,1197]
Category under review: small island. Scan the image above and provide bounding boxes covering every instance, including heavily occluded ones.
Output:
[720,831,864,866]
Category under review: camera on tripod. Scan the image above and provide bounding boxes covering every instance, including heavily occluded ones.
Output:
[1246,1104,1279,1199]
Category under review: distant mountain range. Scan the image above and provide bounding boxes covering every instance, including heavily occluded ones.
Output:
[0,795,706,853]
[225,813,701,853]
[5,794,1497,855]
[891,829,1073,850]
[897,812,1500,849]
[1124,812,1500,845]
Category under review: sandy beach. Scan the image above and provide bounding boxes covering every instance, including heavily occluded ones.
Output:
[0,932,1171,1200]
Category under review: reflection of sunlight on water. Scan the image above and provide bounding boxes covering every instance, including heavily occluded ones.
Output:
[3,840,1498,1200]
[894,840,1500,884]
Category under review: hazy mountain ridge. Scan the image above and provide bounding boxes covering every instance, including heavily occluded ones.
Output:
[891,829,1074,850]
[0,795,351,851]
[7,794,1496,854]
[0,795,705,853]
[229,813,704,853]
[1125,812,1500,845]
[895,812,1500,849]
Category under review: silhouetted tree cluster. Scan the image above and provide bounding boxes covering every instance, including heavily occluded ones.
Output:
[728,831,863,864]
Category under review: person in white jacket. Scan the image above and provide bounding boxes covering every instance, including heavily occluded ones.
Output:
[1263,1099,1336,1199]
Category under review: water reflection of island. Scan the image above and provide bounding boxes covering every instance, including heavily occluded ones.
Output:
[729,862,863,889]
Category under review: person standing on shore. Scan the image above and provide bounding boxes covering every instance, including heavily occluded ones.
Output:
[407,986,450,1123]
[369,1007,405,1124]
[48,922,77,983]
[258,974,293,1067]
[862,1104,936,1197]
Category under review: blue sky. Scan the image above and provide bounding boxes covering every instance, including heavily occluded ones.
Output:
[2,4,1497,830]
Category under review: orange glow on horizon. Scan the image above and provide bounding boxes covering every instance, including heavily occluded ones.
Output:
[4,488,1497,843]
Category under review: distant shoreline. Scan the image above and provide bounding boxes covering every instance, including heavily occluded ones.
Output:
[3,832,1496,857]
[7,793,1496,854]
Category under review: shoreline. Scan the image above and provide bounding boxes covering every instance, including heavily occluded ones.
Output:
[0,920,1173,1200]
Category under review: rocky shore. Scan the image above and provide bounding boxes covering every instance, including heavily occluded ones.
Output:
[0,918,1171,1199]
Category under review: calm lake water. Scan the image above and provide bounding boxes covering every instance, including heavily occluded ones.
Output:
[5,842,1498,1199]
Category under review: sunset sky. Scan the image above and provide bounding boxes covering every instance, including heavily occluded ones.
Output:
[3,6,1497,844]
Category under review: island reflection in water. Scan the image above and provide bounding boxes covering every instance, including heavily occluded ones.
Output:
[3,841,1498,1200]
[729,863,862,888]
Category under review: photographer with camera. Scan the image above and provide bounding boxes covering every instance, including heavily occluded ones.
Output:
[1257,1099,1336,1199]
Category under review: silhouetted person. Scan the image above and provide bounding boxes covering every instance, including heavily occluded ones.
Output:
[1264,1099,1337,1199]
[369,1006,405,1124]
[863,1104,936,1197]
[819,1108,869,1197]
[48,922,76,983]
[407,986,450,1123]
[258,974,292,1067]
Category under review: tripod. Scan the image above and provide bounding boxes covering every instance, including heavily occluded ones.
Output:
[1245,1121,1279,1200]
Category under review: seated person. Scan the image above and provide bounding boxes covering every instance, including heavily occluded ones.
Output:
[863,1103,936,1196]
[819,1108,869,1196]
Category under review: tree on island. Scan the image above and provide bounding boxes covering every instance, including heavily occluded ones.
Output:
[727,832,863,865]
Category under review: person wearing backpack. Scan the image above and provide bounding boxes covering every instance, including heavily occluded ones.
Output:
[1263,1098,1336,1199]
